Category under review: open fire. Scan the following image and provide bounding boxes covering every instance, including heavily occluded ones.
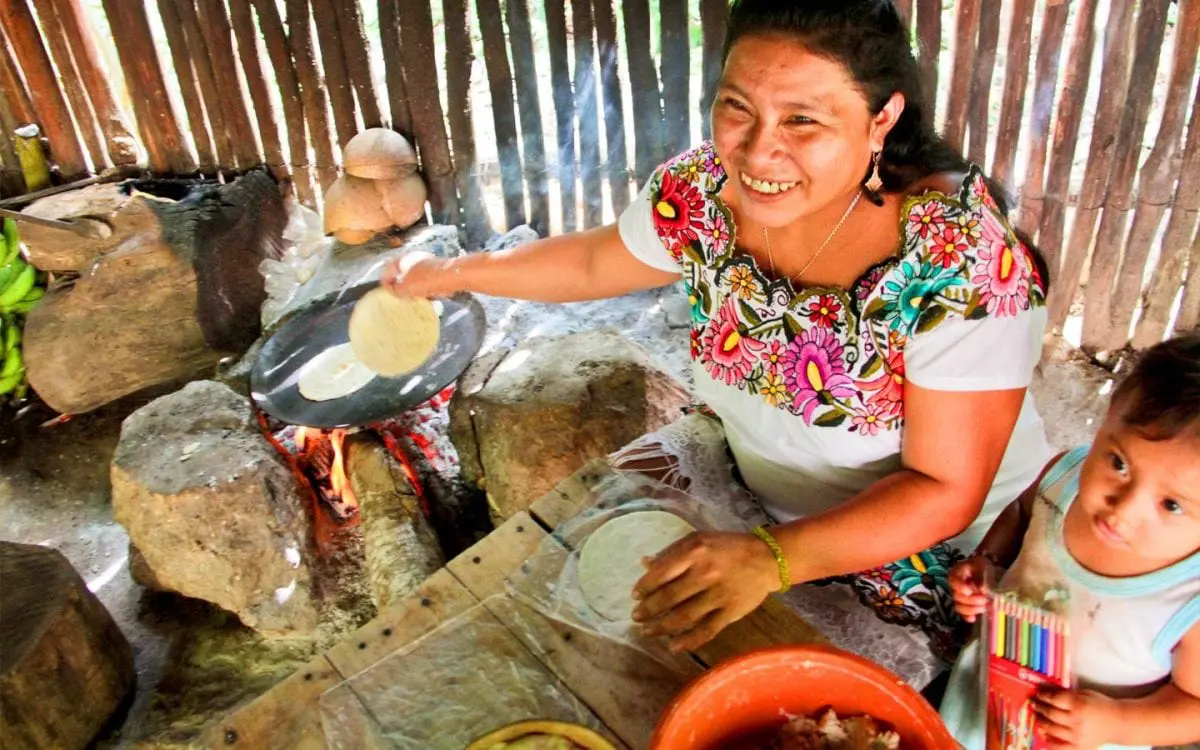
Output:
[294,427,359,519]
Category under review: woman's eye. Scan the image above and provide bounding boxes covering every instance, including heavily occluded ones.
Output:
[1163,499,1184,516]
[722,97,748,112]
[787,115,815,125]
[1109,452,1128,475]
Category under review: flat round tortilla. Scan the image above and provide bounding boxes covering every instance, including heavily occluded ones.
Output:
[577,511,696,621]
[348,288,440,377]
[297,343,377,401]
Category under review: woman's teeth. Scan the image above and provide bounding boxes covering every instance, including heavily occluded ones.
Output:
[740,172,797,194]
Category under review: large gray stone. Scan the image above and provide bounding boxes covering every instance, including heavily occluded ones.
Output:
[449,329,691,520]
[110,381,319,635]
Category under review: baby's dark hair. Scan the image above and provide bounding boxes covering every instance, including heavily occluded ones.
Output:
[1111,332,1200,440]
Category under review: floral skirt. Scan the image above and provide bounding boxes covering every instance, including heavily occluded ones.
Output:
[611,410,968,689]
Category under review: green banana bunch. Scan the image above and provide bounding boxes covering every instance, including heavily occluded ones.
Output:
[0,314,24,397]
[0,218,42,401]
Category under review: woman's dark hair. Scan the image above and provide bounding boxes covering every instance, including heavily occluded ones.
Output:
[1111,332,1200,441]
[722,0,1051,285]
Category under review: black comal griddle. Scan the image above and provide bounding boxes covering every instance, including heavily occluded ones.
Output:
[250,282,486,428]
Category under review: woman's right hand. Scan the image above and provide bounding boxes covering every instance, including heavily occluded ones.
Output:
[948,556,997,623]
[380,251,463,299]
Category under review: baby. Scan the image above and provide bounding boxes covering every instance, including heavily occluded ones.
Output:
[939,333,1200,749]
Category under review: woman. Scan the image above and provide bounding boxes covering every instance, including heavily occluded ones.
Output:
[385,0,1051,682]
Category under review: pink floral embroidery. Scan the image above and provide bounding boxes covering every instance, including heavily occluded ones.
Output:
[653,170,707,249]
[700,297,766,385]
[761,340,786,372]
[860,344,906,418]
[972,215,1030,317]
[781,327,856,424]
[907,202,945,240]
[928,226,968,268]
[852,403,888,436]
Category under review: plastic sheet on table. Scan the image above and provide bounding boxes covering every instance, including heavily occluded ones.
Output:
[319,601,608,750]
[505,469,758,668]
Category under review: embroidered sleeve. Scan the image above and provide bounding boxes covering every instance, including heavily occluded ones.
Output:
[864,166,1048,392]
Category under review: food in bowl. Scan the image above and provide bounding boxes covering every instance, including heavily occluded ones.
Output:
[465,720,616,750]
[482,734,582,749]
[766,708,900,750]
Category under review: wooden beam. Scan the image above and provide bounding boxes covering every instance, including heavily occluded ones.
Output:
[155,0,216,171]
[509,0,551,234]
[915,0,943,115]
[944,0,980,150]
[659,0,689,156]
[592,0,629,216]
[440,0,490,245]
[335,0,382,129]
[377,0,411,136]
[230,0,286,178]
[698,0,726,142]
[991,0,1035,186]
[250,0,314,206]
[544,0,577,231]
[572,0,603,227]
[621,0,663,182]
[310,0,357,147]
[195,0,262,168]
[29,0,105,168]
[284,0,337,190]
[965,0,1000,166]
[1014,0,1069,238]
[477,0,526,230]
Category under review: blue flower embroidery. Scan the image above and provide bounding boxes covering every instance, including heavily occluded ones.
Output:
[876,260,963,333]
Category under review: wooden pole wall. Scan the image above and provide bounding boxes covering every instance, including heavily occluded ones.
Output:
[544,0,577,231]
[311,0,357,147]
[251,0,315,206]
[621,0,663,182]
[230,0,286,179]
[572,0,603,228]
[477,0,525,230]
[991,0,1035,187]
[441,0,490,243]
[29,0,106,169]
[378,0,412,136]
[170,0,235,168]
[335,0,382,130]
[156,0,216,171]
[698,0,726,142]
[285,0,337,189]
[593,0,629,216]
[1014,0,1069,240]
[659,0,690,156]
[508,0,551,234]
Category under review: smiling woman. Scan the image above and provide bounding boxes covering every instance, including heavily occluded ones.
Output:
[379,0,1052,687]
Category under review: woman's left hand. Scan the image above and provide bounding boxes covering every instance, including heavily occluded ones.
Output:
[632,530,781,653]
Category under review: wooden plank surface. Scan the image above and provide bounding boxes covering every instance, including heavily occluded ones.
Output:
[447,512,545,600]
[205,653,341,750]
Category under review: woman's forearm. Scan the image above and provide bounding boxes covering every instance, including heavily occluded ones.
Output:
[971,497,1030,568]
[450,225,678,303]
[1108,683,1200,746]
[769,469,981,582]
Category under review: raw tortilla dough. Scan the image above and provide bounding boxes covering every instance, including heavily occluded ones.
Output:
[297,343,377,401]
[348,288,440,377]
[577,510,696,621]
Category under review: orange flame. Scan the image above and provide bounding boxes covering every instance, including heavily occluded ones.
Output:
[328,429,357,510]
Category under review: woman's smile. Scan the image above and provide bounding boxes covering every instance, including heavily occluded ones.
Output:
[739,171,799,196]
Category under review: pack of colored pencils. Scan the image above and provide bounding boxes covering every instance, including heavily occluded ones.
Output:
[984,592,1071,750]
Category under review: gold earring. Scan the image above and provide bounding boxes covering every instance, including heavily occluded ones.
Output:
[866,151,883,193]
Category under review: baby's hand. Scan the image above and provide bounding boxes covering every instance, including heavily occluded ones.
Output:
[1033,687,1121,749]
[948,556,996,623]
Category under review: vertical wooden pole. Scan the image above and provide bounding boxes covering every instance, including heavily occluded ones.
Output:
[100,0,194,174]
[544,0,577,231]
[592,0,629,215]
[285,0,337,190]
[698,0,726,143]
[311,0,358,147]
[572,0,603,227]
[915,0,942,114]
[29,0,105,168]
[196,0,263,167]
[171,0,234,169]
[1014,0,1068,238]
[0,0,89,179]
[1082,0,1176,351]
[990,0,1035,185]
[230,0,286,179]
[1178,233,1200,335]
[476,0,525,230]
[659,0,689,156]
[378,0,412,137]
[509,0,551,235]
[895,0,913,26]
[622,0,664,182]
[1135,78,1200,348]
[1044,0,1135,335]
[0,26,35,126]
[251,0,315,206]
[944,0,980,151]
[395,0,459,225]
[966,0,1000,166]
[440,0,489,244]
[156,0,216,171]
[335,0,383,130]
[48,0,137,166]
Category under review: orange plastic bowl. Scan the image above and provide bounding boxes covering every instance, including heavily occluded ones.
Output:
[651,645,957,750]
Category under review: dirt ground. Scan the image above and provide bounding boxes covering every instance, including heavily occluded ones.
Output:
[0,301,1116,748]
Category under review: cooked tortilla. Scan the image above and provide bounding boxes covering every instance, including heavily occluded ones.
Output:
[297,343,377,401]
[348,288,440,377]
[577,511,696,621]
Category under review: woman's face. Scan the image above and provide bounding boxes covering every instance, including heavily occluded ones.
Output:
[711,33,903,229]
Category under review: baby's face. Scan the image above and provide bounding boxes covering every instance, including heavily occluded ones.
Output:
[1067,407,1200,576]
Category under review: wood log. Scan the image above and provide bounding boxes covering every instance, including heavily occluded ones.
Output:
[659,0,689,156]
[915,0,942,112]
[0,24,35,126]
[230,0,286,179]
[285,0,337,190]
[251,0,315,206]
[1080,0,1171,353]
[1135,76,1200,348]
[1177,230,1200,334]
[378,0,411,137]
[156,0,217,171]
[1014,0,1069,238]
[335,0,382,130]
[47,0,138,166]
[944,0,980,151]
[395,0,458,225]
[347,434,445,611]
[1103,0,1200,351]
[509,0,550,233]
[441,0,490,246]
[966,0,1000,166]
[101,0,194,174]
[477,0,526,230]
[0,542,135,750]
[23,171,284,414]
[310,0,357,148]
[544,0,577,231]
[168,0,234,169]
[592,0,628,216]
[28,0,106,169]
[572,0,603,228]
[1043,0,1131,334]
[991,0,1035,188]
[622,0,663,182]
[195,0,262,168]
[0,0,89,179]
[698,0,726,142]
[895,0,913,26]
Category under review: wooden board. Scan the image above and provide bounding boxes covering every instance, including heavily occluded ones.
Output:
[447,511,545,600]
